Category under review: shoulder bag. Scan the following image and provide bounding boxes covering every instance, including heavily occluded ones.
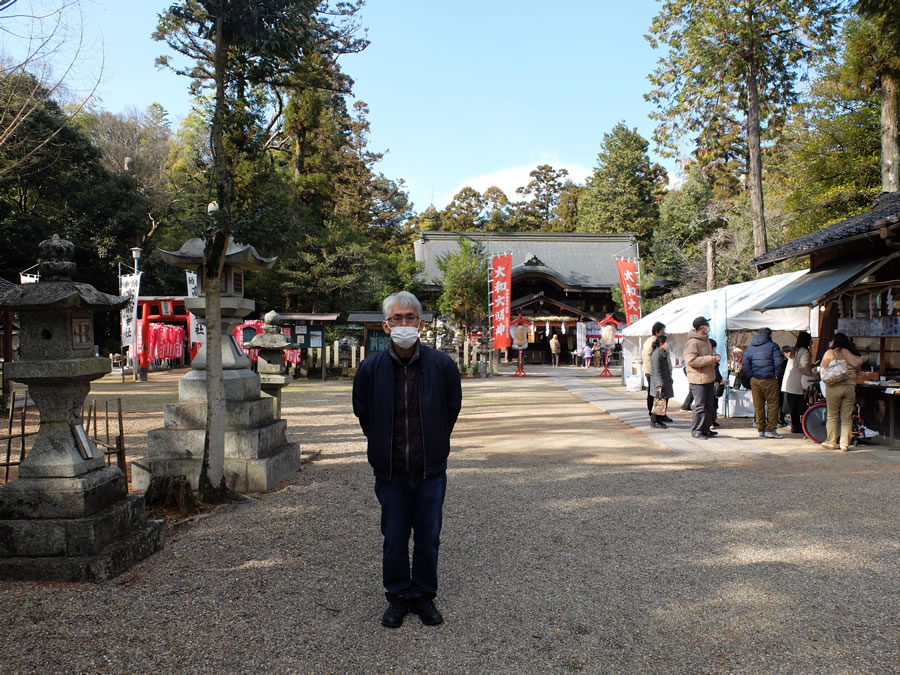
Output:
[821,351,849,385]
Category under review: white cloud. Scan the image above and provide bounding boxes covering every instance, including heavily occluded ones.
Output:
[438,162,593,209]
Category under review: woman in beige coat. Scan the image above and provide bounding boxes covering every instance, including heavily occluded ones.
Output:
[819,332,864,451]
[781,331,816,434]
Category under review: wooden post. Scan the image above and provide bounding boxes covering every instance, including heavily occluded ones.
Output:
[4,391,15,482]
[706,239,716,291]
[333,340,339,367]
[116,398,127,481]
[351,345,357,369]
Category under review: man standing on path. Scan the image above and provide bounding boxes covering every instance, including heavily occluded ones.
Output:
[642,322,671,422]
[683,317,720,439]
[741,326,785,439]
[352,291,462,628]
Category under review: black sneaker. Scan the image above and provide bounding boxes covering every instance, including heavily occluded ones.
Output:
[381,599,410,628]
[411,597,444,626]
[651,421,667,429]
[710,421,720,428]
[661,415,674,423]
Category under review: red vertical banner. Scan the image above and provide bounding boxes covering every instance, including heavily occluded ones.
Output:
[616,258,642,326]
[491,254,512,349]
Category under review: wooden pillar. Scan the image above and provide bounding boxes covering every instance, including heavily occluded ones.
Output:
[706,239,716,291]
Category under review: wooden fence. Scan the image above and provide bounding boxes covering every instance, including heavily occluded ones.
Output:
[1,393,127,486]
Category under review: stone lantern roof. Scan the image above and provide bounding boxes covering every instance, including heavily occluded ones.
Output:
[157,237,277,271]
[246,311,296,350]
[0,234,127,312]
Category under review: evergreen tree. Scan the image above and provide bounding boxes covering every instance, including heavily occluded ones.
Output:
[645,0,844,256]
[436,237,488,338]
[576,122,667,253]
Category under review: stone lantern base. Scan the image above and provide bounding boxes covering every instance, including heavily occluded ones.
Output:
[134,369,300,493]
[0,468,164,582]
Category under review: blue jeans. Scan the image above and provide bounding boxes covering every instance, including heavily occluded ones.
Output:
[374,472,447,601]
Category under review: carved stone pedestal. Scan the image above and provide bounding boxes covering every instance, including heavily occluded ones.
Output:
[135,370,300,493]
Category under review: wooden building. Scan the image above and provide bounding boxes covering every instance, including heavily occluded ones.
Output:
[414,231,639,363]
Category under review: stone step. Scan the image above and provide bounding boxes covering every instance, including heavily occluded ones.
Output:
[162,397,275,430]
[0,517,164,582]
[0,494,149,558]
[146,419,288,461]
[131,442,301,494]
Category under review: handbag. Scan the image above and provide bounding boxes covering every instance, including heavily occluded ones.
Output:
[715,381,726,397]
[651,395,668,416]
[821,358,848,385]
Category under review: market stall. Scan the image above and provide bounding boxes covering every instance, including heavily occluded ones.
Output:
[621,271,811,415]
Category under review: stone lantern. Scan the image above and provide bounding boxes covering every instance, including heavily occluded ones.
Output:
[0,234,163,581]
[136,238,300,493]
[245,310,295,419]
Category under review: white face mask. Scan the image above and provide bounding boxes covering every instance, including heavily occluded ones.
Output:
[390,325,419,349]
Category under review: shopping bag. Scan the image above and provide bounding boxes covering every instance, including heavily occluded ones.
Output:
[651,396,668,416]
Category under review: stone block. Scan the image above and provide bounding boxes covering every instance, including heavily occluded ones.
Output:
[146,420,287,461]
[162,397,274,430]
[0,466,127,519]
[224,441,301,493]
[178,369,260,402]
[0,518,164,582]
[0,495,147,558]
[133,442,300,494]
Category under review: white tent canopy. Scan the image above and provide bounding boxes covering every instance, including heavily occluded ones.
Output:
[621,271,812,416]
[623,270,810,337]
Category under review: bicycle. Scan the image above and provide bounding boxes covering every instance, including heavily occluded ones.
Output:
[801,381,866,446]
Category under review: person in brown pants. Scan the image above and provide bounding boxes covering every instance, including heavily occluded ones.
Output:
[741,327,785,438]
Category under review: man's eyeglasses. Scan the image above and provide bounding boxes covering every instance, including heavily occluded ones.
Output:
[386,313,419,326]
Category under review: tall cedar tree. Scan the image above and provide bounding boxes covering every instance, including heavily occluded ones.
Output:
[576,122,667,254]
[645,0,843,257]
[845,5,900,191]
[154,0,366,501]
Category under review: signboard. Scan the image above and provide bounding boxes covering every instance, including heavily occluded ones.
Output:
[368,331,391,353]
[615,258,642,325]
[185,272,206,347]
[119,272,141,351]
[490,254,512,349]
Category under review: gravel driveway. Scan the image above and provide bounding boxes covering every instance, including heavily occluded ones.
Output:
[1,371,898,672]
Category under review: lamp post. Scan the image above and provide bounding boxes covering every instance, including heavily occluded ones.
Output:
[130,247,142,273]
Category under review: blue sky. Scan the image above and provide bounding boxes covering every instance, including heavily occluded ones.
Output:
[15,0,681,211]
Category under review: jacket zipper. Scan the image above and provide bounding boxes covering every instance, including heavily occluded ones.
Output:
[403,364,410,472]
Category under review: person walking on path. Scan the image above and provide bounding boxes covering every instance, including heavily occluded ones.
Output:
[582,342,593,368]
[642,322,671,422]
[819,332,864,451]
[782,332,816,434]
[742,327,785,439]
[649,334,674,429]
[709,338,725,428]
[683,317,720,439]
[352,291,463,628]
[549,333,561,367]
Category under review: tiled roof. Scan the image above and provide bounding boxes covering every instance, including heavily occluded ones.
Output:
[414,232,639,289]
[752,191,900,268]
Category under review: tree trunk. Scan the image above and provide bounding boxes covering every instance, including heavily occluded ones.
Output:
[746,64,768,257]
[706,239,716,291]
[882,73,900,193]
[198,3,234,502]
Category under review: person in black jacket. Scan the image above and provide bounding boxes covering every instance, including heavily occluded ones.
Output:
[352,291,462,629]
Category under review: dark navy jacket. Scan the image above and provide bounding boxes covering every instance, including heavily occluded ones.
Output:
[352,342,462,481]
[742,333,784,380]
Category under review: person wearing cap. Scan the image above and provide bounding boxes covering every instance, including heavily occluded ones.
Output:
[683,316,721,439]
[741,326,785,439]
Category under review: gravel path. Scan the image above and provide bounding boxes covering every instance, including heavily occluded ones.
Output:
[1,371,899,672]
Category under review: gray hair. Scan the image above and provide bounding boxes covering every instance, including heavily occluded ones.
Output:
[382,291,423,319]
